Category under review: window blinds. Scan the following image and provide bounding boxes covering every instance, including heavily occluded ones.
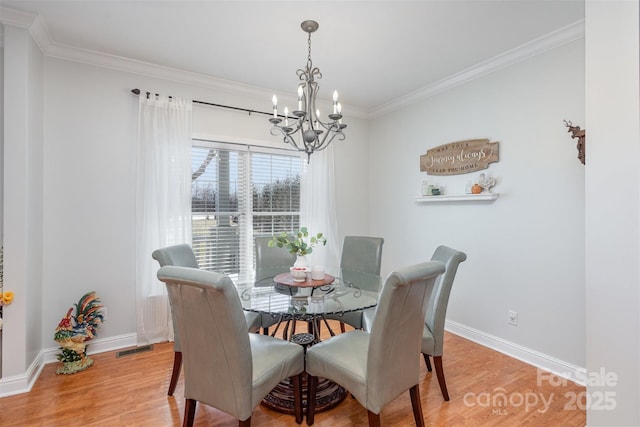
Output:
[191,142,302,284]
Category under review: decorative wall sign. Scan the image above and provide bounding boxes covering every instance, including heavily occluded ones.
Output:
[420,139,499,175]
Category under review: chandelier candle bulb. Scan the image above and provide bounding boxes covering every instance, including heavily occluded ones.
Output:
[284,107,289,126]
[268,19,347,162]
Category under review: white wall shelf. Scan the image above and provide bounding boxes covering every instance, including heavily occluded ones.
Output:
[415,193,499,203]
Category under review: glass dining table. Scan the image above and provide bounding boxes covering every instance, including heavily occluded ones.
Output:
[237,268,381,415]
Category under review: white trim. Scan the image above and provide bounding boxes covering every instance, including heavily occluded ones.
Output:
[446,319,587,386]
[26,15,52,54]
[1,6,583,119]
[0,333,136,398]
[41,333,137,365]
[0,6,37,29]
[0,350,44,398]
[369,19,585,118]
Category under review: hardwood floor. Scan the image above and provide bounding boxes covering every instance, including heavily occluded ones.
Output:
[0,321,586,426]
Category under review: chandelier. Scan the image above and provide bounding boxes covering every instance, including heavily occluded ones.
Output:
[269,20,347,162]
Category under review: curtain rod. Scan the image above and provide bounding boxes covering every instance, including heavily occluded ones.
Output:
[130,88,273,118]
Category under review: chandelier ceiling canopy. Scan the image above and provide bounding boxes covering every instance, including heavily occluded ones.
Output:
[269,20,347,162]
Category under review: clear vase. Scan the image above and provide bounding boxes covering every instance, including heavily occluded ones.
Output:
[294,255,308,269]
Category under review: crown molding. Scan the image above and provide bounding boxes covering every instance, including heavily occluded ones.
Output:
[0,6,37,28]
[0,6,369,118]
[368,19,585,118]
[2,5,583,120]
[1,7,51,54]
[46,40,273,97]
[44,41,370,118]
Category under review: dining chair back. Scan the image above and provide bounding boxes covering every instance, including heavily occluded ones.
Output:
[421,245,467,401]
[305,260,445,426]
[156,265,304,426]
[152,244,261,396]
[328,236,384,332]
[152,243,199,269]
[254,236,297,286]
[254,236,297,334]
[340,236,384,285]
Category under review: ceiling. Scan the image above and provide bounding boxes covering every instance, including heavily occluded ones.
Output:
[2,1,584,114]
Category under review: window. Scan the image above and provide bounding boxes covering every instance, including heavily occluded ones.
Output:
[191,140,302,284]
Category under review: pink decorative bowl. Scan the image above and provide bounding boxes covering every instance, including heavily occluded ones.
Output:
[289,267,308,282]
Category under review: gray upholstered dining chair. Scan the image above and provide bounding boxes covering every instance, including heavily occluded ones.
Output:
[326,236,384,332]
[362,245,467,401]
[157,265,304,427]
[152,244,261,396]
[420,245,467,401]
[254,236,297,334]
[305,261,445,426]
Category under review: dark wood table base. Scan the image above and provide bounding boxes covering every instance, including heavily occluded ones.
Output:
[261,375,347,415]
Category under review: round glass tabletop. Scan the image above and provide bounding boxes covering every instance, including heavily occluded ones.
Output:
[238,270,380,317]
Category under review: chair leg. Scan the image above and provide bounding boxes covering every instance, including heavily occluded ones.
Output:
[238,418,251,427]
[422,353,432,372]
[292,374,303,424]
[168,351,182,396]
[183,398,196,427]
[306,375,318,425]
[367,410,381,427]
[339,322,346,333]
[433,356,450,401]
[409,385,425,427]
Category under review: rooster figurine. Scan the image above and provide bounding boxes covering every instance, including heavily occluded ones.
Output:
[54,291,105,374]
[478,173,497,193]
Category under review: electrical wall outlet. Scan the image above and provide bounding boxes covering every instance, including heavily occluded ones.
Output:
[508,310,518,326]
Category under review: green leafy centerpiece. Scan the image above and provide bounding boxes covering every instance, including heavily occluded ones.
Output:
[268,226,327,269]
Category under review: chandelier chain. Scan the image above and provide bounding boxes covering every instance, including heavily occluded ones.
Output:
[269,20,347,163]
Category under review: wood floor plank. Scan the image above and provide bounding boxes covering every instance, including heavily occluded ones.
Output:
[0,321,586,426]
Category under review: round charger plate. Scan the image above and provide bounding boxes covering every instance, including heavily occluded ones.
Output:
[273,272,335,288]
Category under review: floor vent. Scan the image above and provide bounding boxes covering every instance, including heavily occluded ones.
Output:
[116,345,154,358]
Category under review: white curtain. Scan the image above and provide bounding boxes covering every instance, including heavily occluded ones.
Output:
[300,145,340,273]
[135,94,192,345]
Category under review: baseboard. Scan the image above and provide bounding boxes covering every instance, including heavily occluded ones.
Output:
[41,332,138,365]
[0,333,137,398]
[0,350,45,398]
[446,320,587,386]
[2,324,586,397]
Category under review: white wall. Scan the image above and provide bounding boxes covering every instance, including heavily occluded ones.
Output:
[11,11,633,414]
[0,45,4,242]
[585,1,639,425]
[369,40,586,368]
[39,57,369,352]
[0,41,3,378]
[3,22,588,391]
[2,25,44,379]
